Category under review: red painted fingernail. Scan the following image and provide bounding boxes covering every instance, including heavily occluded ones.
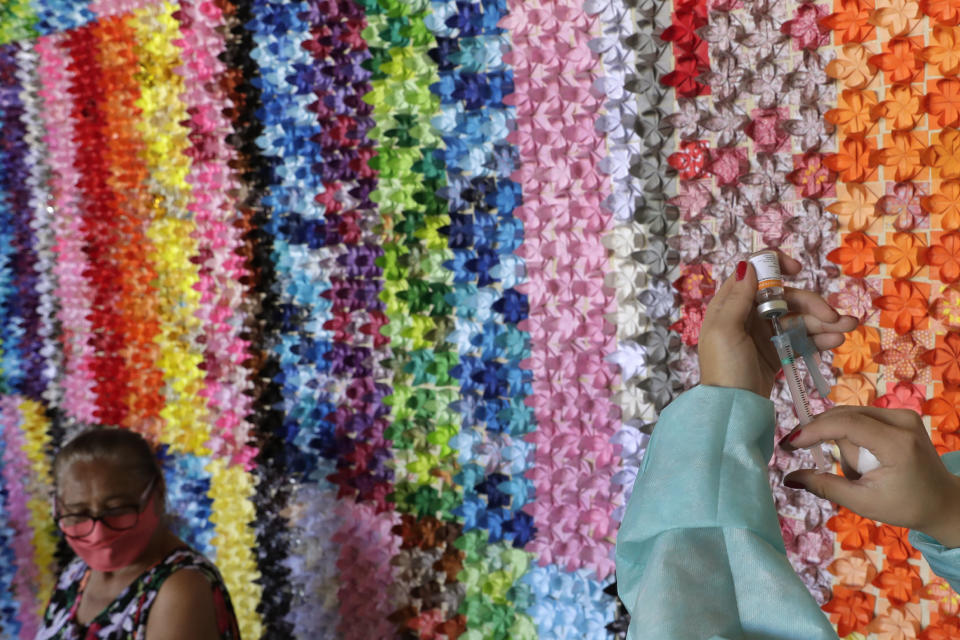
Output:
[787,430,802,442]
[784,479,805,490]
[736,261,747,281]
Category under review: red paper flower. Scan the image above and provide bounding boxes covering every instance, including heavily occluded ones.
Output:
[744,108,789,153]
[877,181,928,232]
[667,140,709,179]
[920,578,960,618]
[873,381,926,412]
[931,284,960,330]
[788,152,837,198]
[672,264,716,305]
[781,3,830,49]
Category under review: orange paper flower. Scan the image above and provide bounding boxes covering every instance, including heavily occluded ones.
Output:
[872,561,923,605]
[924,386,960,432]
[822,585,877,637]
[833,325,882,374]
[822,0,876,43]
[875,524,920,563]
[875,231,926,279]
[827,550,879,589]
[922,26,960,77]
[922,332,960,388]
[827,136,879,183]
[926,231,960,282]
[869,36,925,84]
[924,180,960,230]
[932,428,960,455]
[828,506,878,550]
[927,78,960,128]
[875,280,930,334]
[870,0,922,37]
[830,183,882,231]
[919,615,960,640]
[924,129,960,180]
[829,373,877,405]
[920,0,960,25]
[826,89,879,137]
[827,43,880,89]
[865,603,922,639]
[829,231,880,277]
[873,131,928,182]
[873,83,925,131]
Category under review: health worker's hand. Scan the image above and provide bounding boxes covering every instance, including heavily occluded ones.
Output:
[698,253,858,399]
[782,406,960,548]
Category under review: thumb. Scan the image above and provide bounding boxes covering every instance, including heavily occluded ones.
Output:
[784,470,870,512]
[707,260,758,331]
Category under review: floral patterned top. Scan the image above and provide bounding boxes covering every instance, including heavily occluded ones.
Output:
[36,547,240,640]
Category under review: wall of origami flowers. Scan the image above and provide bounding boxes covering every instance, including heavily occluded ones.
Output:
[0,0,958,638]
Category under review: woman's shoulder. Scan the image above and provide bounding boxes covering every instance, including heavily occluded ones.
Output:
[149,547,228,588]
[146,547,240,639]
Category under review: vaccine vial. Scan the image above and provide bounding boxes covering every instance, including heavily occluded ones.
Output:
[748,250,788,319]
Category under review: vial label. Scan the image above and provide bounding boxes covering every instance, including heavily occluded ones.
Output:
[749,251,782,291]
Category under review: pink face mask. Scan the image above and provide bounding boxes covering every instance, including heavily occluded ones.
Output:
[60,484,160,573]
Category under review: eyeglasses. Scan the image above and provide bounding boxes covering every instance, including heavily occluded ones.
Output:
[55,476,157,539]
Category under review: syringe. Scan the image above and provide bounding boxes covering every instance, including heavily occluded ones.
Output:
[749,250,836,472]
[771,316,831,470]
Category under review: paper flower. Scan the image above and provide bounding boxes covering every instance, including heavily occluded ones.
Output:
[829,374,877,406]
[821,0,876,43]
[827,551,879,590]
[923,387,960,431]
[921,25,960,76]
[822,586,877,637]
[924,128,960,180]
[825,136,879,183]
[875,331,930,380]
[874,381,926,412]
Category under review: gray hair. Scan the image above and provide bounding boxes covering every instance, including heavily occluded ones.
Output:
[54,428,165,504]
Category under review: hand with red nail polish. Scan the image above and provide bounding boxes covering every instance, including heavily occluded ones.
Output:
[782,406,960,548]
[698,250,858,398]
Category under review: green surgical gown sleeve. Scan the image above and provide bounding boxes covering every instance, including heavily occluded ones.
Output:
[908,451,960,594]
[616,385,960,640]
[615,385,838,640]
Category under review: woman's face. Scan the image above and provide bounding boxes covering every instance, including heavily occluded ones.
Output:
[56,460,155,519]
